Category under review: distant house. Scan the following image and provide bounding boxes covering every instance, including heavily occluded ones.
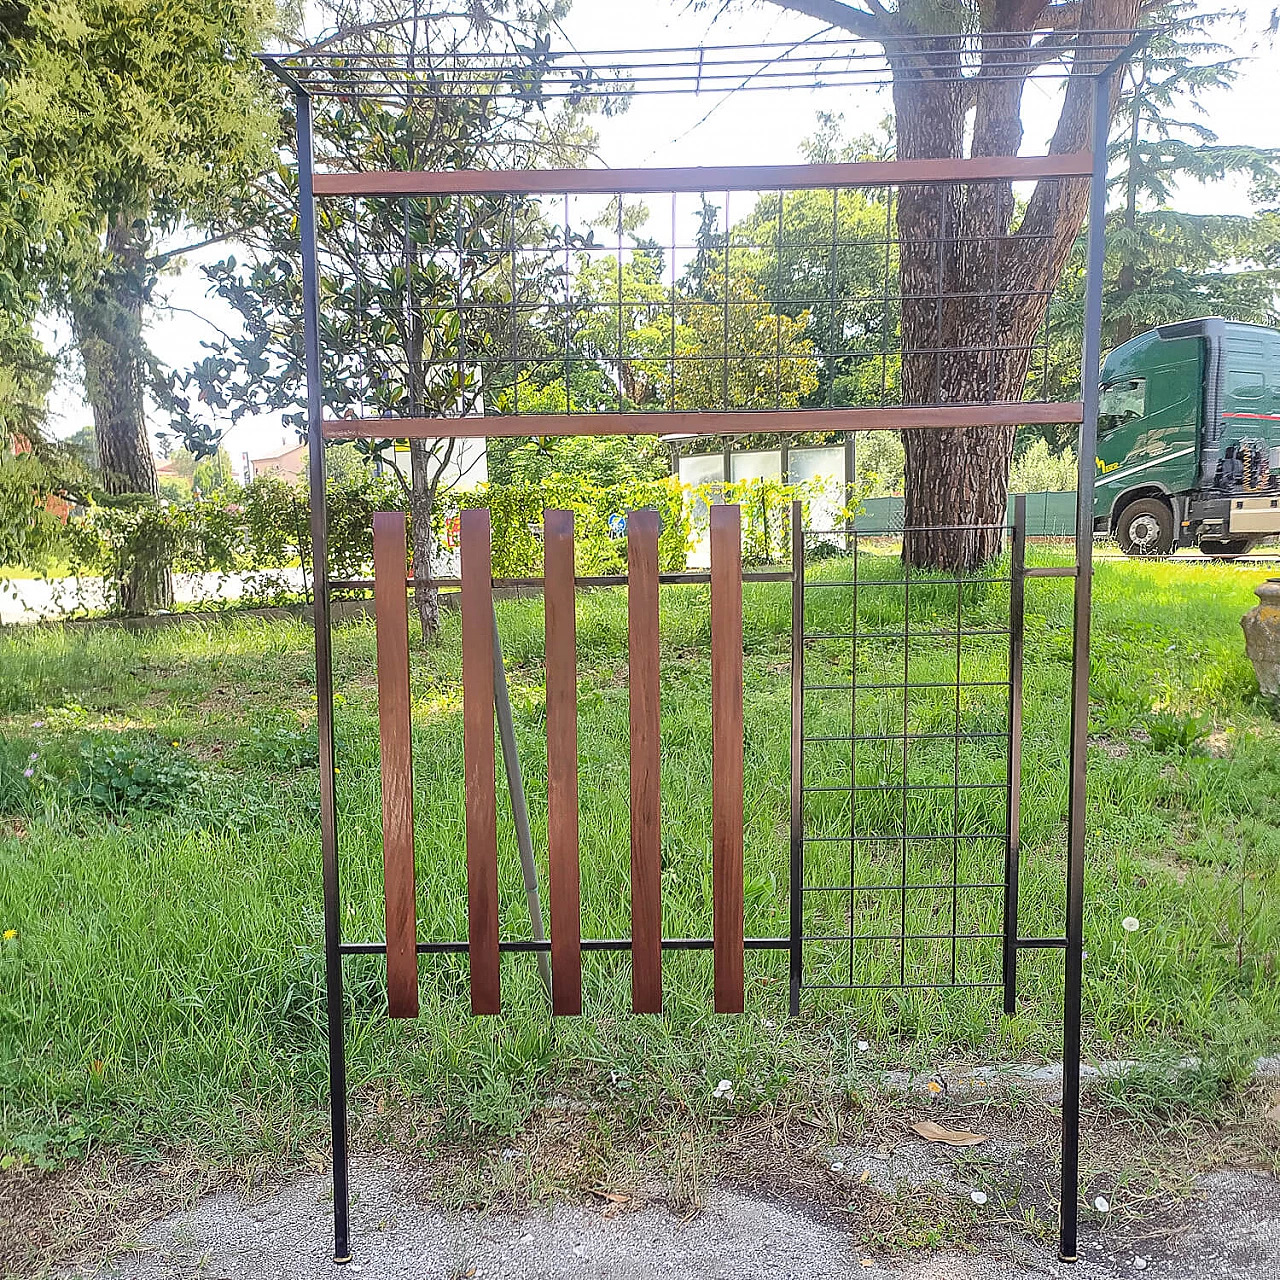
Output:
[246,442,308,483]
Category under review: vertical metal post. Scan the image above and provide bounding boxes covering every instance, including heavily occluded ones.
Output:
[788,499,804,1016]
[297,89,351,1266]
[492,607,553,1001]
[1003,495,1026,1014]
[844,432,855,551]
[1060,70,1113,1265]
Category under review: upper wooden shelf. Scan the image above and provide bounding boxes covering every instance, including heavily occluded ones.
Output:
[322,402,1085,441]
[311,153,1094,199]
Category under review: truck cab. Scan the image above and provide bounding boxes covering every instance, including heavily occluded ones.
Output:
[1094,318,1280,557]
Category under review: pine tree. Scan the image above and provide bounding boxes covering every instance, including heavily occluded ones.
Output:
[1106,4,1280,347]
[1042,5,1280,413]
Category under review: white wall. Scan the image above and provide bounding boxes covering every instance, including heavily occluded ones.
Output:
[678,444,848,566]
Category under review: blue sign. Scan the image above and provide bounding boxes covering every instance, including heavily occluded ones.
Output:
[608,512,628,538]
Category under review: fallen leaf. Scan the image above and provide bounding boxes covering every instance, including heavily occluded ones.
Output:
[591,1190,632,1205]
[911,1120,988,1147]
[1264,1093,1280,1125]
[858,1170,871,1184]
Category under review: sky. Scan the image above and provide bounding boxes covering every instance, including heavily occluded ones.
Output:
[39,0,1280,474]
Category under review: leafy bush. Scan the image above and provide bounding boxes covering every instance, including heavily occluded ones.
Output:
[51,462,839,609]
[1143,709,1211,754]
[1089,672,1151,736]
[1010,437,1077,493]
[443,475,694,576]
[0,450,64,571]
[77,738,205,814]
[236,723,319,770]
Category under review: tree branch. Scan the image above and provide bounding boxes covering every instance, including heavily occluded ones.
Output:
[152,231,238,268]
[761,0,887,41]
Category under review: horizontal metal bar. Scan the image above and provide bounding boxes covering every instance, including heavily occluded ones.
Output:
[328,569,792,590]
[803,628,1011,640]
[322,402,1084,442]
[803,931,1003,943]
[801,576,1013,588]
[805,524,1014,536]
[803,680,1009,692]
[802,832,1005,843]
[311,153,1094,198]
[803,731,1006,743]
[803,881,1005,892]
[1016,936,1069,949]
[804,781,1004,793]
[800,980,1003,991]
[338,936,792,956]
[1024,566,1078,578]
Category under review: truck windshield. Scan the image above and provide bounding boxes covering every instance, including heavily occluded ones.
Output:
[1098,378,1145,434]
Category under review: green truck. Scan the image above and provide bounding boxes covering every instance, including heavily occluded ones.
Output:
[1094,318,1280,557]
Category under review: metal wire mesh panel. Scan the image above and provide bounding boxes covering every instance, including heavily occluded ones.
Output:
[266,29,1140,103]
[315,175,1078,434]
[797,523,1017,991]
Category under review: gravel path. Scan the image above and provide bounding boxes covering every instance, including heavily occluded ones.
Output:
[75,1161,1279,1280]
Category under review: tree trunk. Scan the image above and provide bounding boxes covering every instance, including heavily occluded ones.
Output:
[408,438,441,641]
[71,214,174,612]
[761,3,1140,572]
[891,53,1026,569]
[888,12,1137,572]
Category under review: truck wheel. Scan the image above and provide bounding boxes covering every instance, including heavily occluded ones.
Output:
[1198,537,1256,560]
[1116,498,1174,557]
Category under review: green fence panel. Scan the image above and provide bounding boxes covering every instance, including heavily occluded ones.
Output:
[848,492,1077,537]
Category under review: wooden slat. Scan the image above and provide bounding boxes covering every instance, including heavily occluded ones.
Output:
[373,512,418,1019]
[322,401,1084,441]
[544,509,582,1015]
[312,152,1094,198]
[710,504,744,1014]
[627,509,662,1014]
[460,508,500,1015]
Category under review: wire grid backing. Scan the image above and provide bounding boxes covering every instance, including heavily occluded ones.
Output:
[316,179,1067,425]
[270,29,1140,103]
[799,524,1015,991]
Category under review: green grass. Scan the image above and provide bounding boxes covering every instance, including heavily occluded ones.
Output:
[0,560,72,582]
[1,550,1278,1173]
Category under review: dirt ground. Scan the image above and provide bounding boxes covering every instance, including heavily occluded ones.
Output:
[51,1159,1280,1280]
[8,1079,1275,1279]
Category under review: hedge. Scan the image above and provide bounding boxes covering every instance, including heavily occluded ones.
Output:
[56,469,838,612]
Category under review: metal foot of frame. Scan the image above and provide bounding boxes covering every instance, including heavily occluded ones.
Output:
[334,1254,353,1265]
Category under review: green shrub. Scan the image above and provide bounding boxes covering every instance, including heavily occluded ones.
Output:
[235,723,320,770]
[52,463,838,610]
[1143,709,1211,754]
[77,738,205,814]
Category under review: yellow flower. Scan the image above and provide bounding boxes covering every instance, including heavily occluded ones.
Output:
[171,740,180,748]
[926,1080,944,1094]
[2,929,16,941]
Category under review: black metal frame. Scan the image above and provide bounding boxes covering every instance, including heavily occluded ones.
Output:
[262,29,1134,1269]
[793,515,1021,999]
